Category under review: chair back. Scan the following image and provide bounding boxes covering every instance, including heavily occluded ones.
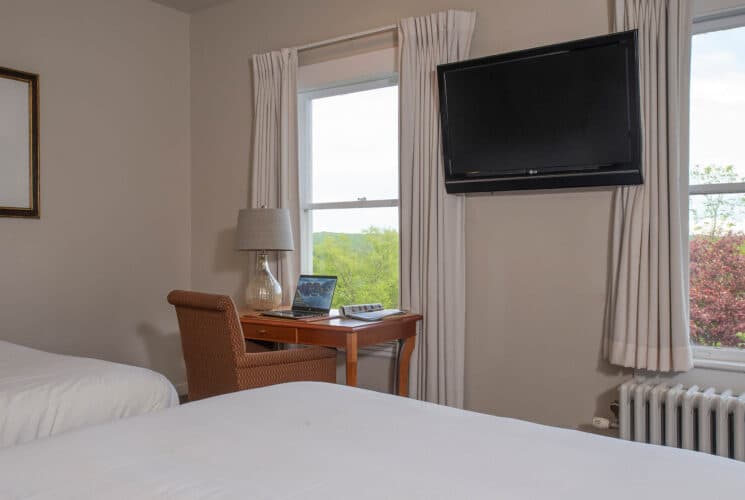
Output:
[167,290,246,400]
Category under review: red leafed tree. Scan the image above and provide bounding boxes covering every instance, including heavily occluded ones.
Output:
[689,233,745,347]
[689,164,745,349]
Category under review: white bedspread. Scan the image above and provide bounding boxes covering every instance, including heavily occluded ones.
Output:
[0,340,178,448]
[0,381,743,499]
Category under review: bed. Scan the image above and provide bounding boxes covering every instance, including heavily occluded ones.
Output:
[0,340,178,448]
[0,382,743,499]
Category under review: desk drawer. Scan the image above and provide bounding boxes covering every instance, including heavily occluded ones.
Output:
[243,324,297,343]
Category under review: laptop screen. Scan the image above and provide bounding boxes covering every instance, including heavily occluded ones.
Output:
[292,275,337,312]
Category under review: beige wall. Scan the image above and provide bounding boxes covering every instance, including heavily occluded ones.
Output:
[189,0,634,430]
[465,189,627,429]
[0,0,191,388]
[693,0,745,15]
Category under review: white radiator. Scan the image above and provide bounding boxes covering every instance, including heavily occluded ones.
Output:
[619,380,745,461]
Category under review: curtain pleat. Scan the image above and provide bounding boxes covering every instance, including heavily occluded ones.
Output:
[398,10,476,407]
[605,0,693,371]
[250,49,301,304]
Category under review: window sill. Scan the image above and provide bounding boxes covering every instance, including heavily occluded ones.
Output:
[692,345,745,373]
[693,358,745,373]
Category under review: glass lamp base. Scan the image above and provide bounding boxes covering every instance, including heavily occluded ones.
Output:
[245,253,283,310]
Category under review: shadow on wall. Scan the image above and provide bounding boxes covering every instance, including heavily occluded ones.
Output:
[577,385,624,438]
[577,341,632,437]
[214,226,249,300]
[334,347,398,394]
[591,188,633,436]
[137,322,186,388]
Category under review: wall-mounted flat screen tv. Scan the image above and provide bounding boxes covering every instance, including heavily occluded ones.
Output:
[437,30,642,194]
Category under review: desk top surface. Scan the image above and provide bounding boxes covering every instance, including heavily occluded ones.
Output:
[239,308,422,332]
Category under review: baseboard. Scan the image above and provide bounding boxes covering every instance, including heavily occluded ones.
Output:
[358,341,398,359]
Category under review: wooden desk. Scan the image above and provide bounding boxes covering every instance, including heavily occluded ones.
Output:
[239,312,422,397]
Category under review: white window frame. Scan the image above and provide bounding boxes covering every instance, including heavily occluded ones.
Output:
[690,7,745,371]
[297,74,400,274]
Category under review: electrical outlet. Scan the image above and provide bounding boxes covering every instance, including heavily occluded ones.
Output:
[592,416,611,430]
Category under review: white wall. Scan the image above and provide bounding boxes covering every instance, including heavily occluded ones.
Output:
[0,0,191,387]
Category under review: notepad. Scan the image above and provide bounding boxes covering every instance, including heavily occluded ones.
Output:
[339,303,405,322]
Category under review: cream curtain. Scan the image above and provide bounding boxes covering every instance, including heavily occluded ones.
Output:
[605,0,693,371]
[398,10,476,407]
[250,49,301,305]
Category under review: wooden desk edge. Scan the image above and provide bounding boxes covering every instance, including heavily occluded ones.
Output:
[239,312,423,331]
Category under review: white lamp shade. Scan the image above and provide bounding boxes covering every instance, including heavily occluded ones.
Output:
[235,208,294,251]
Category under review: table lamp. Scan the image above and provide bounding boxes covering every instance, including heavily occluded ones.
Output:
[235,207,294,310]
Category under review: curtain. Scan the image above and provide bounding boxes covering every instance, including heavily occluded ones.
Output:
[398,10,476,407]
[605,0,693,371]
[250,49,301,305]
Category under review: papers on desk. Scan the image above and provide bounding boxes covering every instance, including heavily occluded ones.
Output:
[339,303,405,322]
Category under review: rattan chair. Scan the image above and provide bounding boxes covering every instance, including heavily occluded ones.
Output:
[167,290,337,401]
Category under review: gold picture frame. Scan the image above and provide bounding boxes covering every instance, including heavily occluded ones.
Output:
[0,66,39,218]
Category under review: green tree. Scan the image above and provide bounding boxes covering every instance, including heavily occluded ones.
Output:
[312,227,399,308]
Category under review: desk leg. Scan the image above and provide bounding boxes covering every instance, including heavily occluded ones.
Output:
[396,336,416,397]
[345,333,358,387]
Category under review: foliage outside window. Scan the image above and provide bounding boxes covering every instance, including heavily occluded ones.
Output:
[689,166,745,348]
[313,227,399,308]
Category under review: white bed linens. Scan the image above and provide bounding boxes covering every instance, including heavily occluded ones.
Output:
[0,340,178,448]
[0,381,743,499]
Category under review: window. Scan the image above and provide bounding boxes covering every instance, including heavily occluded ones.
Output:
[298,77,399,308]
[689,11,745,367]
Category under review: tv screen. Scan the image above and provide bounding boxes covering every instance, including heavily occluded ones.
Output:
[438,30,642,193]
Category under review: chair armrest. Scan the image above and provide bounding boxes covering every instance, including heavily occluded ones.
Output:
[237,346,337,368]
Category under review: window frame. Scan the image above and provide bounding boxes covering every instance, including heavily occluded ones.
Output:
[297,74,400,275]
[689,8,745,371]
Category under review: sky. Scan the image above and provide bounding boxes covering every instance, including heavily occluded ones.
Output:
[689,25,745,234]
[690,25,745,176]
[310,85,399,233]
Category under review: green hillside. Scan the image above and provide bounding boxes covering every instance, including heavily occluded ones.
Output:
[312,228,399,308]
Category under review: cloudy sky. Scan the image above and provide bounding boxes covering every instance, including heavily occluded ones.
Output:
[689,25,745,235]
[690,25,745,180]
[310,85,399,233]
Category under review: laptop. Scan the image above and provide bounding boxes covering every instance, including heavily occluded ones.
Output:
[262,275,337,319]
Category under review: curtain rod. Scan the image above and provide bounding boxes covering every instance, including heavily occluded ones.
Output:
[296,24,397,53]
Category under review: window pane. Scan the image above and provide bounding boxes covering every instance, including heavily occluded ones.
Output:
[690,26,745,183]
[690,193,745,349]
[311,85,398,203]
[311,207,398,308]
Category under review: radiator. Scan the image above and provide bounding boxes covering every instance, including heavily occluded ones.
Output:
[619,380,745,461]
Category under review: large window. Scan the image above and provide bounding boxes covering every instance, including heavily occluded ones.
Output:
[298,77,399,308]
[689,12,745,366]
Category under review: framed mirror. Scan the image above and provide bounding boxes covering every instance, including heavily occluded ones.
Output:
[1,66,39,218]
